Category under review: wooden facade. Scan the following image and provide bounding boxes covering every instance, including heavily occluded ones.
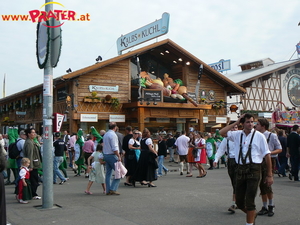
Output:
[0,39,245,135]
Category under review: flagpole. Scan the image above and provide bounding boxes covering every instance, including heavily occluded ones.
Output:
[3,73,6,98]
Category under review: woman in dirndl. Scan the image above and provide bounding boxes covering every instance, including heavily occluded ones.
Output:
[194,132,207,178]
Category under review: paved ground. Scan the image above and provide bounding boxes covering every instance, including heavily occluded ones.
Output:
[4,160,300,225]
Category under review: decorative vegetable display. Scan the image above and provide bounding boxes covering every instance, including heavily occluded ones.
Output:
[139,71,197,106]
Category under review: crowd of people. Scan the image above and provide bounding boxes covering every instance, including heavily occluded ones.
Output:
[1,117,299,225]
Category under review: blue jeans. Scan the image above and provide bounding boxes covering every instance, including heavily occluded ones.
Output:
[168,147,174,161]
[278,156,288,176]
[157,155,168,176]
[53,156,66,183]
[68,150,73,168]
[16,157,23,170]
[104,154,120,193]
[1,171,7,179]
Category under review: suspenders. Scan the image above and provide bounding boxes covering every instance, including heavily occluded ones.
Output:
[266,132,272,144]
[238,130,256,165]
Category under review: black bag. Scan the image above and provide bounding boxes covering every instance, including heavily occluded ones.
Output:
[8,139,21,159]
[128,153,135,160]
[192,148,198,158]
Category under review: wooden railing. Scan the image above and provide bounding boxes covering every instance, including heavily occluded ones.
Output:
[76,101,124,113]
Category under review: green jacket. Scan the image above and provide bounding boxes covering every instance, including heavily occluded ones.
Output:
[23,138,42,169]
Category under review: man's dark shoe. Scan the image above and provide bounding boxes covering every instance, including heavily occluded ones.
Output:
[288,173,293,180]
[257,206,268,215]
[228,204,237,213]
[180,172,183,175]
[268,205,275,217]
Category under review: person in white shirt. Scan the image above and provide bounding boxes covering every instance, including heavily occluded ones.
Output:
[174,130,190,175]
[103,122,121,195]
[220,114,273,225]
[214,123,238,213]
[255,118,282,217]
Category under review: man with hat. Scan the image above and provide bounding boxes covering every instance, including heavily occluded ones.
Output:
[53,132,67,185]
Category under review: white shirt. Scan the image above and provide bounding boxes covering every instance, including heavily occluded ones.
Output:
[103,130,119,154]
[142,138,153,146]
[19,166,29,179]
[128,138,140,148]
[227,129,270,165]
[174,135,190,155]
[195,138,205,147]
[263,131,282,158]
[214,137,235,163]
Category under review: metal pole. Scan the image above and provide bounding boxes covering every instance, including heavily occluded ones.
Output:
[42,0,54,208]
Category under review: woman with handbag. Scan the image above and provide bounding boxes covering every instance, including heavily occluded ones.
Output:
[186,132,198,177]
[133,128,158,187]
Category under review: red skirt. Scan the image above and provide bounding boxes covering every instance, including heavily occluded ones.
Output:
[195,148,207,164]
[187,147,196,163]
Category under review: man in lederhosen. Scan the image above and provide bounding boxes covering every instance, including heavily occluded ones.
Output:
[220,114,273,225]
[255,118,282,217]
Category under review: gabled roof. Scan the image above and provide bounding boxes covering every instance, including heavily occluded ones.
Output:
[0,39,246,103]
[62,39,246,94]
[227,59,300,85]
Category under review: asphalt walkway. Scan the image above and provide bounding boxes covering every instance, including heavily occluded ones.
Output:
[4,159,300,225]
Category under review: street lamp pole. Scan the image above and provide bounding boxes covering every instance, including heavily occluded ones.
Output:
[42,0,54,209]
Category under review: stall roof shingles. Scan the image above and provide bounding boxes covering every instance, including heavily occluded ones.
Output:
[227,59,300,85]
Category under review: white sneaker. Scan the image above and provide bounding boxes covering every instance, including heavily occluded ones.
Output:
[32,196,41,200]
[19,199,28,204]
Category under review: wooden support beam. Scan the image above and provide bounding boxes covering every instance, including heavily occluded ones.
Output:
[199,110,204,132]
[137,107,145,131]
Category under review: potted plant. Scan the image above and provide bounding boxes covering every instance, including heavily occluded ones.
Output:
[84,91,101,102]
[111,97,120,109]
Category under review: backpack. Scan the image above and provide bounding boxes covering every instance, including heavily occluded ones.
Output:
[8,139,21,159]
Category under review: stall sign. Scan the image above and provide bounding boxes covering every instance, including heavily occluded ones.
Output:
[57,86,68,101]
[258,112,272,118]
[203,117,208,123]
[109,115,125,122]
[89,85,119,92]
[208,59,231,72]
[80,114,98,122]
[53,113,64,132]
[156,118,170,123]
[143,89,162,102]
[16,111,26,115]
[216,117,227,123]
[116,12,170,55]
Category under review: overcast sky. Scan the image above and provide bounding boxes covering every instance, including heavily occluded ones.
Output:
[1,0,300,97]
